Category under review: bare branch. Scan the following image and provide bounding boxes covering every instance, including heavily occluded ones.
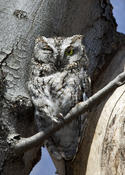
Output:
[14,71,125,154]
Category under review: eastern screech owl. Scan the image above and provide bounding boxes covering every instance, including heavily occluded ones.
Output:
[28,35,90,161]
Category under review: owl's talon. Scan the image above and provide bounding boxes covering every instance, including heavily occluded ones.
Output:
[57,113,63,118]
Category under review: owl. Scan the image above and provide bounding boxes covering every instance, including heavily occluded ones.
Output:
[28,35,90,175]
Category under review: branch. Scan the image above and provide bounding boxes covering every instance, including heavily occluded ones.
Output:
[14,71,125,154]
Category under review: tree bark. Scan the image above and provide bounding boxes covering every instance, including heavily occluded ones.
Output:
[0,0,125,174]
[69,46,125,175]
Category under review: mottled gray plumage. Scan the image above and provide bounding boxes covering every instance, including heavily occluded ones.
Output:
[28,35,90,174]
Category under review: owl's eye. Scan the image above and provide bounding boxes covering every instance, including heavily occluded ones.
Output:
[42,45,53,52]
[65,46,74,56]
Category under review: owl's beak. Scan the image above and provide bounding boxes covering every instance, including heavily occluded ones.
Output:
[55,55,62,69]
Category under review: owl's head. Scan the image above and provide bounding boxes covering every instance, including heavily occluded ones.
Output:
[33,35,88,72]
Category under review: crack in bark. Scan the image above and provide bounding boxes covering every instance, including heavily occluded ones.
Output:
[0,48,13,68]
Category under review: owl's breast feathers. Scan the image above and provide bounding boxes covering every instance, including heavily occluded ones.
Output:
[28,69,89,160]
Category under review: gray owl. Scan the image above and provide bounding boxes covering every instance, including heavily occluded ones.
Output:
[28,35,90,175]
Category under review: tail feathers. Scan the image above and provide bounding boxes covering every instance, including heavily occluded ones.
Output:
[47,149,65,175]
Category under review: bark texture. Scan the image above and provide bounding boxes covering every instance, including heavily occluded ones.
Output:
[0,0,125,174]
[87,48,125,175]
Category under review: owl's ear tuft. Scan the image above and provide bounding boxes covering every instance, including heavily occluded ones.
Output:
[35,36,47,44]
[71,35,84,44]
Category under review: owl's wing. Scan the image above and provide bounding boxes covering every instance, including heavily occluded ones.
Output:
[79,92,89,143]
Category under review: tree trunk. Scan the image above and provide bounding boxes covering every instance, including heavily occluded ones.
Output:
[0,0,124,174]
[69,46,125,175]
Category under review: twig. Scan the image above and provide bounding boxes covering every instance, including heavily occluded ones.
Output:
[14,71,125,153]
